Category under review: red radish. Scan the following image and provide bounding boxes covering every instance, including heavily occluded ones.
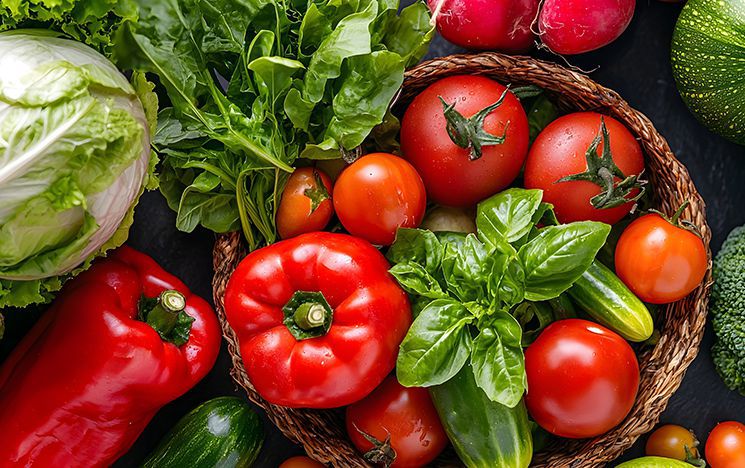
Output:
[428,0,540,53]
[538,0,636,55]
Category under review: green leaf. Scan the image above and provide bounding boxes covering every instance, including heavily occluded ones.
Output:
[526,94,559,142]
[387,228,443,275]
[389,262,447,299]
[488,254,526,308]
[519,222,611,301]
[477,188,544,246]
[441,234,492,302]
[397,299,475,387]
[382,1,435,68]
[471,312,526,407]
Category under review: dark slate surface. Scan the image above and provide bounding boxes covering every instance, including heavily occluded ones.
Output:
[2,1,745,466]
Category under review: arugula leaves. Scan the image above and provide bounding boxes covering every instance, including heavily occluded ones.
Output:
[389,188,610,408]
[114,0,433,249]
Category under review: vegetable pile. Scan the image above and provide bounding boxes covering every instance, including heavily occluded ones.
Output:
[115,0,433,249]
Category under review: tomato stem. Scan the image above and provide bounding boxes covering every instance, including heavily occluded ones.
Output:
[439,90,510,160]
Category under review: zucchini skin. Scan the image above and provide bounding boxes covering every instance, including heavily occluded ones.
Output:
[143,397,263,468]
[430,365,532,468]
[615,456,692,468]
[569,261,653,342]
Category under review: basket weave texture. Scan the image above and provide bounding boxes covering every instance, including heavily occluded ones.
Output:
[211,52,713,467]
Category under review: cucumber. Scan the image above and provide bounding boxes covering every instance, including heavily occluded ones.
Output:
[615,456,692,468]
[568,261,653,342]
[430,365,532,468]
[143,397,263,468]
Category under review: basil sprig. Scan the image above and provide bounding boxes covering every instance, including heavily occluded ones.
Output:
[389,188,610,408]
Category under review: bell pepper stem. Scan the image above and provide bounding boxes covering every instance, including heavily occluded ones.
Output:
[294,303,327,330]
[282,291,334,340]
[145,290,187,337]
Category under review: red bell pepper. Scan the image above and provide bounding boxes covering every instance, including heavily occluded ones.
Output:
[0,247,221,467]
[225,232,412,409]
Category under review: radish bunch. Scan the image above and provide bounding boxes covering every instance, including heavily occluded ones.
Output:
[429,0,636,55]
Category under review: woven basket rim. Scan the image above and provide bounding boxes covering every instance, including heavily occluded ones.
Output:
[211,51,713,468]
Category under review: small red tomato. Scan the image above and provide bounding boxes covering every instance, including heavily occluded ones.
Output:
[279,456,325,468]
[615,213,707,304]
[646,424,701,461]
[346,375,448,468]
[706,421,745,468]
[334,153,426,246]
[277,167,334,239]
[525,319,640,439]
[524,112,645,225]
[401,75,529,208]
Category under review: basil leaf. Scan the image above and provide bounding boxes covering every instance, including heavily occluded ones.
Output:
[388,228,443,274]
[442,234,492,302]
[526,94,559,142]
[389,262,447,299]
[519,222,611,301]
[513,302,556,346]
[397,299,474,387]
[489,254,526,308]
[477,188,543,248]
[471,312,526,408]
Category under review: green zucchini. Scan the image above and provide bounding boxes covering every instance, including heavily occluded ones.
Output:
[430,365,532,468]
[568,261,653,342]
[143,397,263,468]
[615,456,692,468]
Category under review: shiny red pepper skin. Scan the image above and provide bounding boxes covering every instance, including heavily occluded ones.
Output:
[225,232,411,409]
[0,247,221,467]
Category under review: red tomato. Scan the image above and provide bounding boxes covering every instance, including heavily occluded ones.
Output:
[615,213,707,304]
[525,319,640,439]
[277,167,334,239]
[346,376,448,467]
[706,421,745,468]
[524,112,645,224]
[401,75,529,208]
[428,0,539,52]
[279,456,325,468]
[646,424,700,461]
[334,153,426,246]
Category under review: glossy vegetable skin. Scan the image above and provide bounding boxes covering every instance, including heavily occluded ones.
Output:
[401,75,529,207]
[616,456,693,468]
[430,365,533,468]
[224,232,412,408]
[277,167,334,239]
[525,319,639,439]
[568,261,653,342]
[144,397,264,468]
[346,375,448,467]
[428,0,539,52]
[646,424,701,462]
[334,153,427,246]
[706,421,745,468]
[615,213,707,304]
[524,112,644,225]
[0,247,221,466]
[538,0,636,55]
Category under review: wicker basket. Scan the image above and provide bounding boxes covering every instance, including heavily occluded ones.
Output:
[211,52,713,467]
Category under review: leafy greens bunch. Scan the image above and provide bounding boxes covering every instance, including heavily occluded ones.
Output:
[388,188,611,408]
[113,0,433,249]
[0,0,138,54]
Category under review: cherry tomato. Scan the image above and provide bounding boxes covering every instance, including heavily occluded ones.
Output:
[706,421,745,468]
[277,167,334,239]
[524,112,645,225]
[646,424,700,461]
[401,75,529,208]
[525,319,640,439]
[346,375,448,468]
[333,153,426,246]
[428,0,539,52]
[279,456,325,468]
[615,213,707,304]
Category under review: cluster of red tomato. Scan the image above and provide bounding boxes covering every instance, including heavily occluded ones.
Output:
[261,73,710,466]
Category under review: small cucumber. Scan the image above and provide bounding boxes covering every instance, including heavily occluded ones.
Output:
[569,261,654,342]
[430,365,532,468]
[615,456,692,467]
[143,397,263,468]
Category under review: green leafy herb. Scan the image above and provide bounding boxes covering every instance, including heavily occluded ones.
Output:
[114,0,433,249]
[389,188,610,407]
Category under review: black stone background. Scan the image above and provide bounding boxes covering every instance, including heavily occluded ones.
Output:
[2,1,745,466]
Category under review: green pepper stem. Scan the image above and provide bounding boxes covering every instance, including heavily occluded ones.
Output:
[293,302,327,330]
[145,290,187,337]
